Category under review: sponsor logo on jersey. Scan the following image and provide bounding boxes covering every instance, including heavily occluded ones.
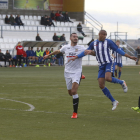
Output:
[75,49,78,52]
[66,52,76,58]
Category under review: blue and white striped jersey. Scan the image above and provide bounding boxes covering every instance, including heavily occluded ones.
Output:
[113,47,124,64]
[88,39,118,66]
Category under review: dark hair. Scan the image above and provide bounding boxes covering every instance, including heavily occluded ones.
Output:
[31,47,33,49]
[70,33,77,37]
[99,30,107,33]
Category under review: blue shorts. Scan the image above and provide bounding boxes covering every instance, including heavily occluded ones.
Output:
[98,63,114,79]
[115,62,123,67]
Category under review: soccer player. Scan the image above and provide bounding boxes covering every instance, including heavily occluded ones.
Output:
[68,30,137,110]
[113,40,124,79]
[131,72,140,113]
[131,97,140,113]
[43,33,87,118]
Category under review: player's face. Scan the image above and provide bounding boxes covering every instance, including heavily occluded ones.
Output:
[70,34,78,43]
[99,31,107,41]
[116,42,120,46]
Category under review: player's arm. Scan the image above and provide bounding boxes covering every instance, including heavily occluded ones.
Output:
[109,40,137,61]
[43,50,60,59]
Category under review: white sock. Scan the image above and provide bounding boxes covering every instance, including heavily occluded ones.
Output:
[72,94,79,99]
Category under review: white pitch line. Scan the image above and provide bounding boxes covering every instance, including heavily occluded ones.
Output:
[0,98,35,111]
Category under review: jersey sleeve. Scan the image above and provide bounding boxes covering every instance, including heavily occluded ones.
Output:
[108,39,118,51]
[60,46,66,53]
[87,41,94,50]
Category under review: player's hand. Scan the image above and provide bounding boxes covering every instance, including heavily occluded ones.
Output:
[84,50,93,55]
[130,56,137,61]
[43,55,49,59]
[68,56,78,62]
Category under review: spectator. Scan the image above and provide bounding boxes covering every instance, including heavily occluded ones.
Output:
[77,23,87,37]
[48,16,55,27]
[64,11,73,23]
[36,33,43,41]
[5,50,12,67]
[41,15,45,25]
[22,50,27,66]
[15,15,24,26]
[56,46,63,66]
[26,47,31,64]
[5,15,9,24]
[50,48,56,63]
[9,14,17,26]
[50,11,55,20]
[16,42,24,67]
[30,47,35,64]
[55,11,61,21]
[35,47,40,63]
[11,55,17,67]
[0,49,6,67]
[59,11,65,22]
[60,34,66,41]
[53,33,58,41]
[44,48,51,65]
[39,47,44,63]
[87,39,94,46]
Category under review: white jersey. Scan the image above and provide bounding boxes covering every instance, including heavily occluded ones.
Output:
[60,44,86,73]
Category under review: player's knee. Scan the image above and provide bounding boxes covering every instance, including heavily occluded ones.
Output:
[71,89,77,95]
[68,90,72,96]
[99,84,105,89]
[105,77,112,82]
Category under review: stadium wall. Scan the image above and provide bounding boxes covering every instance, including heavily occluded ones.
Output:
[0,0,85,23]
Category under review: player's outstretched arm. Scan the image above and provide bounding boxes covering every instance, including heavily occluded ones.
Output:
[43,50,60,59]
[124,54,137,61]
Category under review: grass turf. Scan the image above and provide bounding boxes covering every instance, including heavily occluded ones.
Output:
[0,66,140,140]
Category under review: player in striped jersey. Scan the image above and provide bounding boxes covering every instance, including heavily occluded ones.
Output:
[113,40,124,79]
[43,33,89,118]
[69,30,137,111]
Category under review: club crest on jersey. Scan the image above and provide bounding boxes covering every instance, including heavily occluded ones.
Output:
[75,49,78,52]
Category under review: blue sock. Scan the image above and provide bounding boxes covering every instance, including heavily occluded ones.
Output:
[102,87,115,102]
[118,71,121,78]
[112,77,123,85]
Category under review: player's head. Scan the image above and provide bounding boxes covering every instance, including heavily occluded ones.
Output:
[0,49,1,52]
[41,47,43,50]
[28,47,30,50]
[31,47,33,50]
[18,42,21,46]
[70,33,78,44]
[46,48,48,51]
[37,47,39,51]
[116,40,120,46]
[99,30,107,41]
[6,50,9,53]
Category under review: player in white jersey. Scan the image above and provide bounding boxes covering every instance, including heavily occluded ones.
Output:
[43,33,88,118]
[113,40,123,79]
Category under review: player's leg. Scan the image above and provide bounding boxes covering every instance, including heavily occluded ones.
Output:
[115,64,118,77]
[99,77,115,102]
[98,66,117,110]
[118,63,123,79]
[131,96,140,112]
[71,82,79,114]
[71,72,81,118]
[118,67,122,79]
[105,63,127,92]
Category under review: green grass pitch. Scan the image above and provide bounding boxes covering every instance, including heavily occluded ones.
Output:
[0,66,140,140]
